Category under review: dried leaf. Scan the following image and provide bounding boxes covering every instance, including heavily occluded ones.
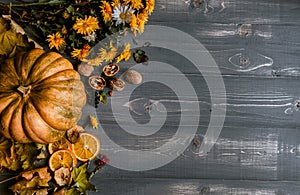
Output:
[15,142,39,170]
[71,163,96,193]
[54,167,71,186]
[90,115,99,129]
[21,167,51,181]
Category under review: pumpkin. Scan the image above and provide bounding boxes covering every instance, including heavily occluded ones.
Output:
[0,48,86,143]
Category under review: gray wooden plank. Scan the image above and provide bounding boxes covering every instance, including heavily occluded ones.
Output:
[90,178,300,195]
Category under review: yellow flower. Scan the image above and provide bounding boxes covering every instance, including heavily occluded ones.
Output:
[100,1,112,22]
[116,43,131,63]
[99,42,117,62]
[145,0,155,14]
[129,14,138,36]
[71,44,91,60]
[82,56,104,66]
[137,11,148,34]
[124,0,144,10]
[46,32,65,50]
[111,0,120,7]
[73,16,100,35]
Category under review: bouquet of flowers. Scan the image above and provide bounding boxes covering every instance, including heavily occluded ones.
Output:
[0,0,154,66]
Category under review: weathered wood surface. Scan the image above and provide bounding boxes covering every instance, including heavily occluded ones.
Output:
[1,0,300,194]
[91,0,300,194]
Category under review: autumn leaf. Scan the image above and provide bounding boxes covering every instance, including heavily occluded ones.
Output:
[71,163,96,193]
[14,142,39,170]
[90,115,99,129]
[0,30,27,57]
[0,137,20,171]
[0,18,9,34]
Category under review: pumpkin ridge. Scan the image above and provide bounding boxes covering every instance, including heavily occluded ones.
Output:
[23,99,65,143]
[30,96,82,131]
[0,92,19,114]
[33,69,80,87]
[9,99,31,143]
[21,100,51,143]
[15,49,46,84]
[0,97,21,139]
[26,51,63,85]
[32,80,86,108]
[29,57,74,84]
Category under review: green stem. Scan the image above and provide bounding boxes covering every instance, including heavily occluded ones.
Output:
[9,1,66,7]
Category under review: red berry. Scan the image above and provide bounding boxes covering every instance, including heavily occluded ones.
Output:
[108,91,113,96]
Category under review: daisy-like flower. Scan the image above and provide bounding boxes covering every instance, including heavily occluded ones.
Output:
[112,5,135,26]
[116,43,131,63]
[124,0,144,10]
[46,32,65,50]
[71,44,91,60]
[145,0,155,14]
[83,32,97,42]
[73,16,100,35]
[99,42,118,62]
[100,1,112,22]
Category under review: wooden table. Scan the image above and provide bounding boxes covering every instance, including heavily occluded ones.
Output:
[1,0,300,194]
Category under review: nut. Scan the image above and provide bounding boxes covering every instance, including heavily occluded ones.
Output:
[88,75,106,90]
[77,63,94,77]
[124,69,142,84]
[103,63,120,77]
[108,78,125,91]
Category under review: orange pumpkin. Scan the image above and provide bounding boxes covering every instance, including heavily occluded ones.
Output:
[0,48,86,143]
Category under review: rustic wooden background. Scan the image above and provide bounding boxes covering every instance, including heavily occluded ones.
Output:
[90,0,300,194]
[1,0,300,194]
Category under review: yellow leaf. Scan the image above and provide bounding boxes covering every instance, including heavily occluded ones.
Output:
[0,30,26,56]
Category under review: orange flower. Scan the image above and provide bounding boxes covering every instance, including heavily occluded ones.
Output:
[116,43,131,63]
[124,0,144,10]
[145,0,155,14]
[46,32,65,50]
[73,16,100,35]
[71,44,91,60]
[100,1,112,22]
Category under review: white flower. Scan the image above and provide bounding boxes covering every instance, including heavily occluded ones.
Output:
[112,5,134,26]
[83,32,97,42]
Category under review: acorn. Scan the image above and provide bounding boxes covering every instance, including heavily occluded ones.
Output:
[108,77,125,91]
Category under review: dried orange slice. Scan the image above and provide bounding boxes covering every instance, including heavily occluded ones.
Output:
[49,149,76,171]
[48,137,73,154]
[72,132,100,162]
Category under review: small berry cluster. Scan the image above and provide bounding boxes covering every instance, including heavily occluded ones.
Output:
[95,154,110,166]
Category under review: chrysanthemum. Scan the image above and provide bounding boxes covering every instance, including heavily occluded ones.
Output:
[137,11,149,34]
[71,44,91,60]
[124,0,144,10]
[129,14,138,36]
[112,5,134,26]
[100,1,112,22]
[73,16,100,35]
[46,32,65,50]
[99,42,118,62]
[111,0,120,7]
[145,0,155,14]
[116,43,131,63]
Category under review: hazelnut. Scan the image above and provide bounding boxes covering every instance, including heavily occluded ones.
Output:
[88,75,106,90]
[103,63,120,77]
[124,69,142,85]
[78,63,94,77]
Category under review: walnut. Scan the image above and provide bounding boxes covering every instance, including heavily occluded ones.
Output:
[103,63,120,77]
[108,77,125,91]
[88,75,106,90]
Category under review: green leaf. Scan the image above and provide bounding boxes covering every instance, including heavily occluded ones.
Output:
[72,163,96,193]
[65,187,81,195]
[98,92,107,104]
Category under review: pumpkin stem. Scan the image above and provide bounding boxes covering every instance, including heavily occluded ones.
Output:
[17,85,32,97]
